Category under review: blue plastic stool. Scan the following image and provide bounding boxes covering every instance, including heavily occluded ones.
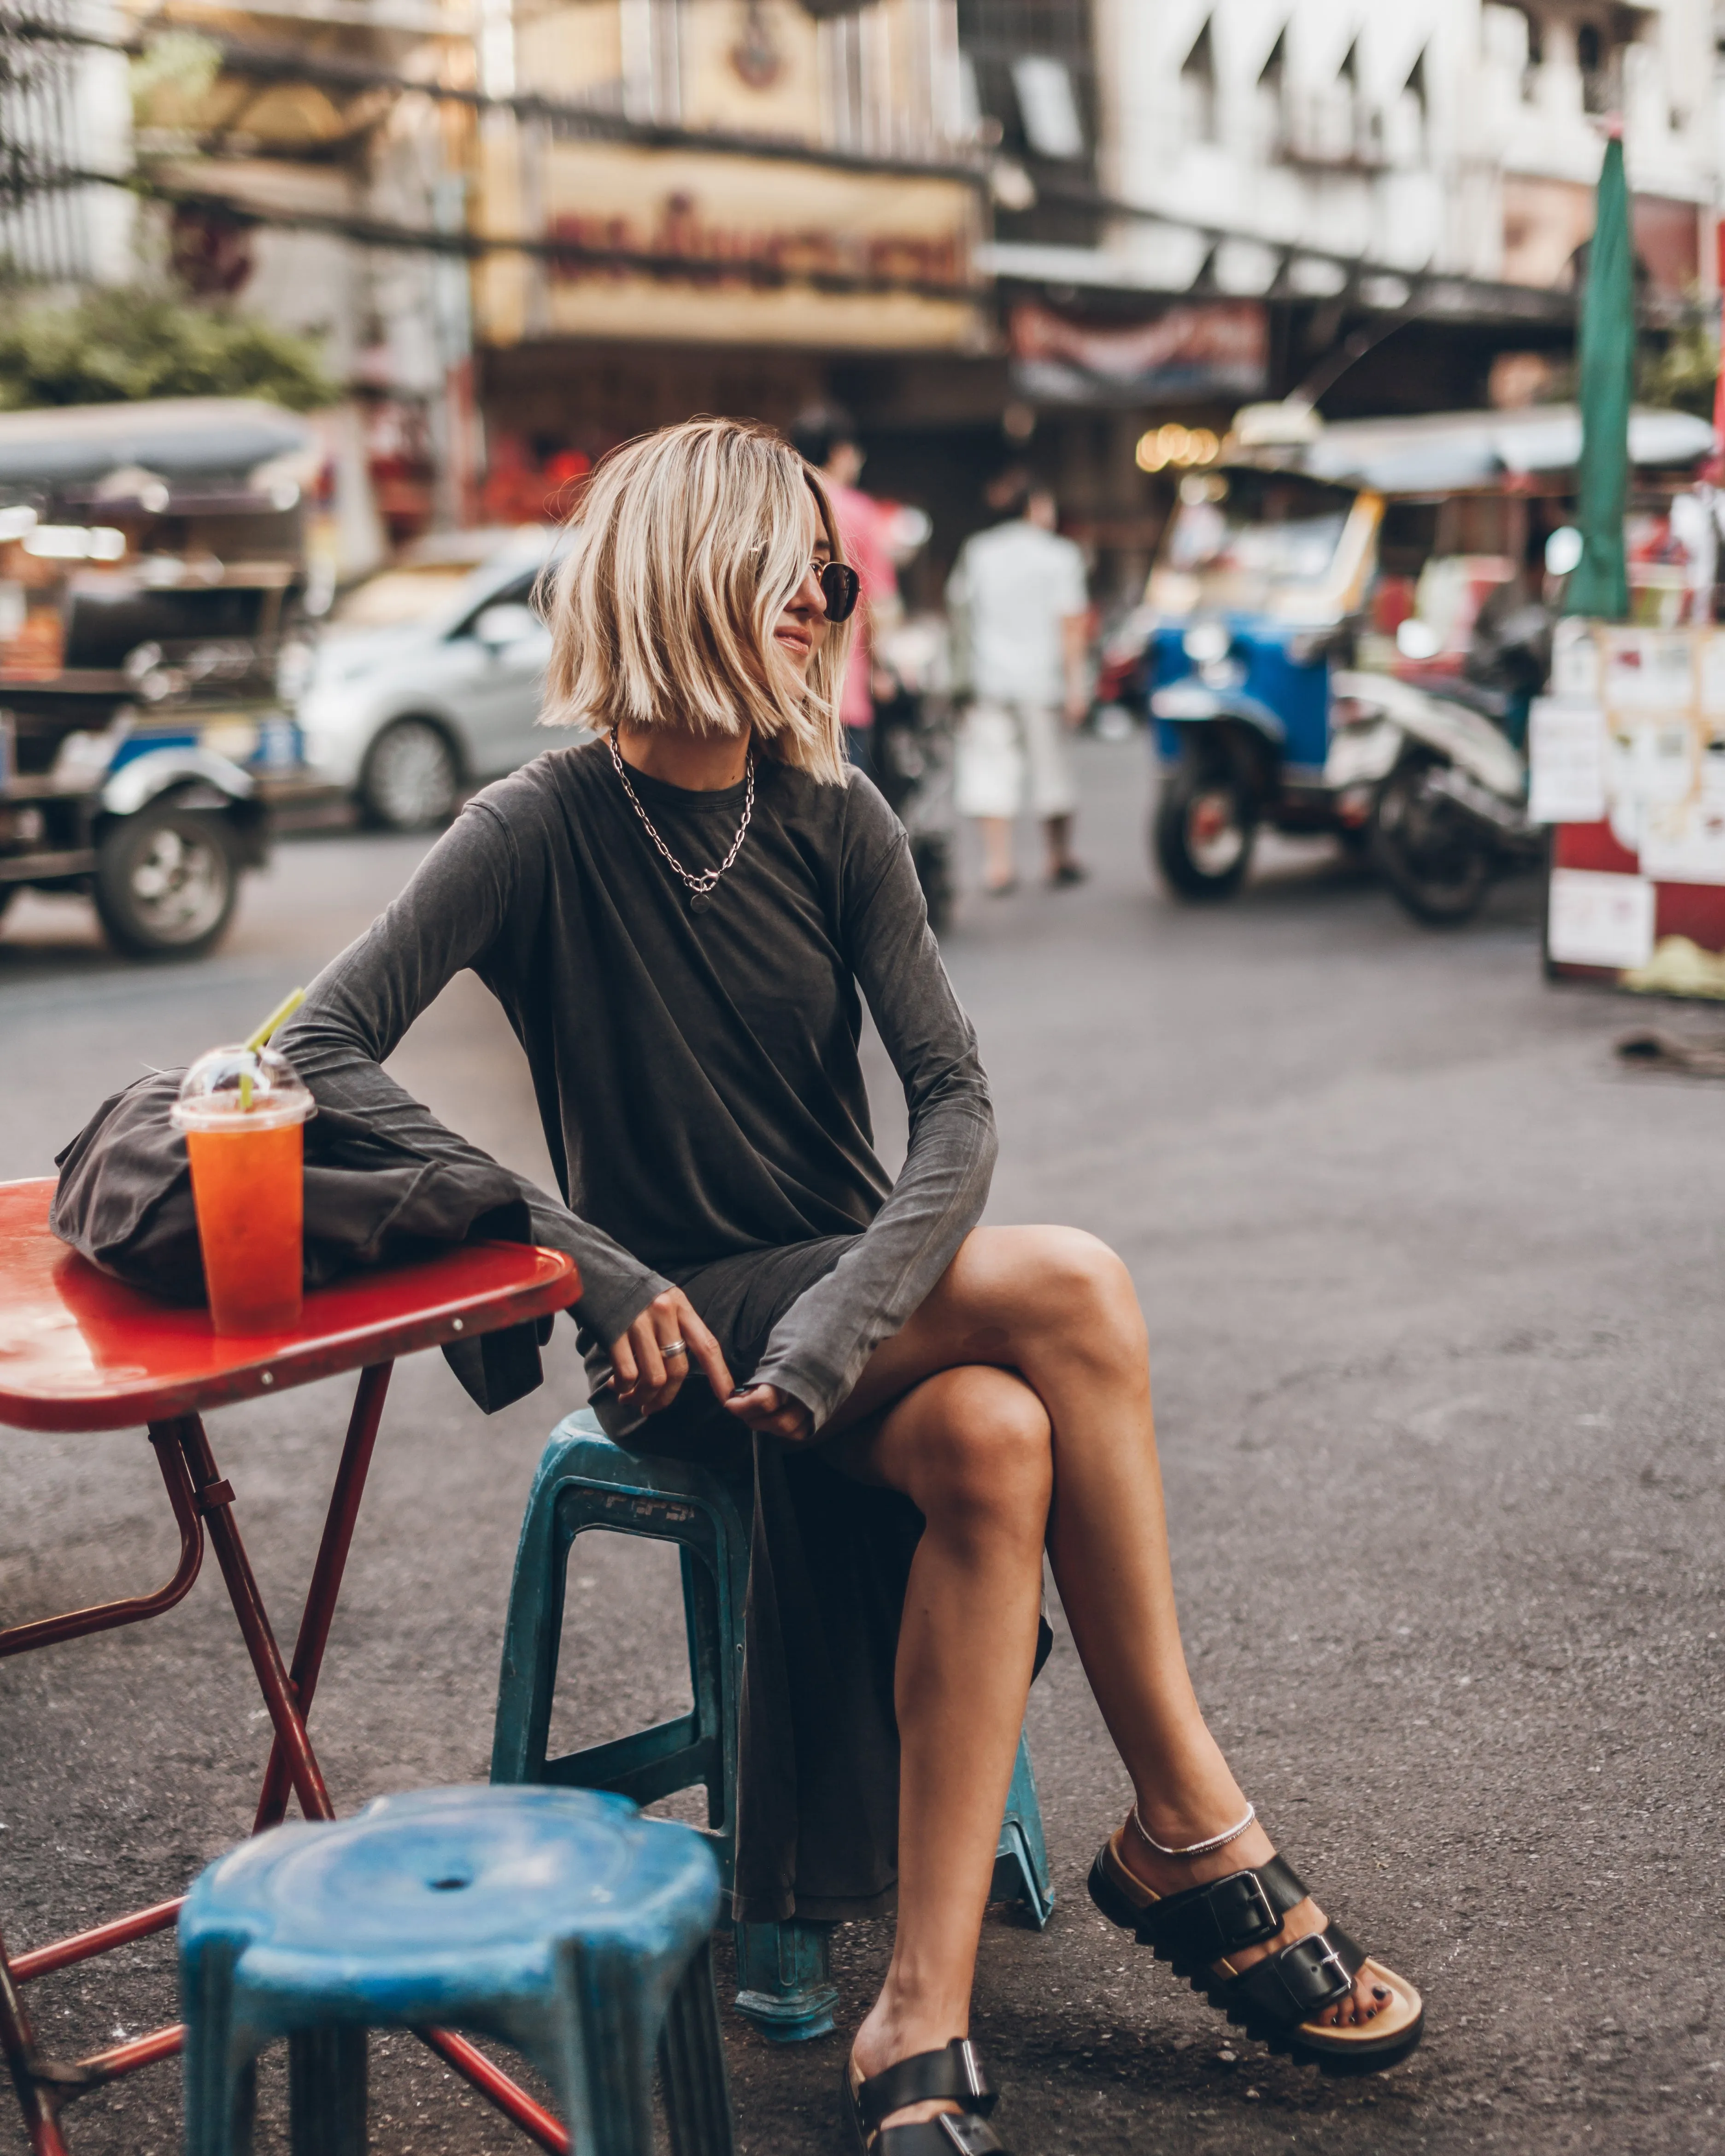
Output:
[491,1409,1054,2043]
[178,1785,732,2156]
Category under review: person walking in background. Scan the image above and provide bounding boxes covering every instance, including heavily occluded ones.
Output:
[947,475,1091,894]
[791,405,898,779]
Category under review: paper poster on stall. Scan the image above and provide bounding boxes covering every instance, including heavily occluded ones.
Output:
[1638,799,1725,885]
[1546,868,1656,970]
[1602,709,1693,855]
[1528,698,1607,823]
[1599,627,1693,712]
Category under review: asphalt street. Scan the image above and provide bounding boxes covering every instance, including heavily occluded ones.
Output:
[1,735,1721,2156]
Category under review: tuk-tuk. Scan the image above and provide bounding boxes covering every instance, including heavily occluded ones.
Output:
[0,397,328,957]
[1133,401,1715,902]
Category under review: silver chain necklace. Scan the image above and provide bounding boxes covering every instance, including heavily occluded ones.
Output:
[608,731,755,914]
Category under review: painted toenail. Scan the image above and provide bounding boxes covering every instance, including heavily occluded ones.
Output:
[1373,1985,1389,1999]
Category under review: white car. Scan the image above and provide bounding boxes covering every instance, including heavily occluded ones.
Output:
[296,528,568,829]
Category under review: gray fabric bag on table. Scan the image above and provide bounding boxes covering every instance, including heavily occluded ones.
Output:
[51,1068,552,1412]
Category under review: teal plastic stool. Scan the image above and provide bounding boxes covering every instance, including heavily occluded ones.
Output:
[491,1409,1054,2043]
[178,1785,732,2156]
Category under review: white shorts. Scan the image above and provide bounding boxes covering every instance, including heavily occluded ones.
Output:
[953,699,1077,820]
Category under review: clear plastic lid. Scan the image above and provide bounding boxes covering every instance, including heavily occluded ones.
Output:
[170,1044,316,1132]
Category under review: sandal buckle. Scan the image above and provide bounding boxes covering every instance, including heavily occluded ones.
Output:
[938,2118,999,2156]
[1280,1933,1354,2015]
[951,2039,997,2115]
[1213,1869,1279,1950]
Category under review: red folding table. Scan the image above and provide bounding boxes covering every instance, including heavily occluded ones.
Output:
[0,1177,583,2156]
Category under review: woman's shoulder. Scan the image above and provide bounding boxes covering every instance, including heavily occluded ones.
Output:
[764,757,900,856]
[762,762,909,936]
[468,736,611,830]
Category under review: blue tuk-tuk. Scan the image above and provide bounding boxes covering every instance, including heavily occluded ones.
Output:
[1137,400,1714,901]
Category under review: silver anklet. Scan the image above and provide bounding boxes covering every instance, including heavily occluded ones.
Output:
[1131,1799,1256,1860]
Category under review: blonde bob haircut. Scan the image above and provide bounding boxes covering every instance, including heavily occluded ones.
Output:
[539,416,852,785]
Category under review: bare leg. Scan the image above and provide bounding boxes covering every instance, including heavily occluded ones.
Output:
[976,816,1016,892]
[1043,811,1078,877]
[834,1365,1050,2134]
[827,1225,1386,2053]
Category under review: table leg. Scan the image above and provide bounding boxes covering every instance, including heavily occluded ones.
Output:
[254,1364,393,1834]
[174,1416,334,1824]
[0,1427,203,1662]
[0,1923,70,2156]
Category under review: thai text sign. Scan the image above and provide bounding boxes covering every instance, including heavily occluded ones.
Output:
[474,139,984,352]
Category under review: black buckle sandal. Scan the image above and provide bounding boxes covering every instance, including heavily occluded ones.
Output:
[1088,1828,1424,2074]
[843,2037,1010,2154]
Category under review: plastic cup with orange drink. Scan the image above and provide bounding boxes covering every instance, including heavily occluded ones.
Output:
[171,1012,315,1337]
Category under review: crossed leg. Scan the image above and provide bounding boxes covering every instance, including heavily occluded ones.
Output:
[823,1224,1391,2136]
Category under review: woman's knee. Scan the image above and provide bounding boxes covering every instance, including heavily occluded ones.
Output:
[910,1366,1052,1538]
[965,1225,1143,1351]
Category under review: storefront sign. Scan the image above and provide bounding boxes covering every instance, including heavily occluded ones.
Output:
[473,139,984,352]
[1008,299,1268,406]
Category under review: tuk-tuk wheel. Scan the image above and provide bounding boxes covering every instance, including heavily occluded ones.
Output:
[1152,748,1257,899]
[94,803,240,959]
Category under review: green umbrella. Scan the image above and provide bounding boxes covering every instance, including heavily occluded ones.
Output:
[1566,131,1633,620]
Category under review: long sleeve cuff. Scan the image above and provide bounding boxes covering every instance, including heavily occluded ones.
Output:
[516,1184,670,1346]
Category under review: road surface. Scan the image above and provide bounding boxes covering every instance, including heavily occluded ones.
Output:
[1,737,1719,2154]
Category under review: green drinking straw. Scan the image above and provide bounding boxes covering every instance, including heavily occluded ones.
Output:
[246,987,305,1054]
[238,987,305,1109]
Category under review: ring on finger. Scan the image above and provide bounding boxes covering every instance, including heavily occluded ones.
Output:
[661,1339,688,1359]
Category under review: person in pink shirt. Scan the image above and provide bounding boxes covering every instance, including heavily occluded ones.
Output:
[792,408,898,779]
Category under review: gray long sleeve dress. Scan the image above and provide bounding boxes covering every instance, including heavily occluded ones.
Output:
[276,738,997,1919]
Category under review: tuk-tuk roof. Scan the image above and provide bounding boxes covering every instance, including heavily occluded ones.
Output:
[1234,404,1714,496]
[0,398,315,493]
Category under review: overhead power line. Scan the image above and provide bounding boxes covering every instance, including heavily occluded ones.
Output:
[6,11,1698,326]
[21,159,985,302]
[3,12,987,186]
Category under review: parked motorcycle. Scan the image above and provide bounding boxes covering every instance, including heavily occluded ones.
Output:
[1318,598,1547,925]
[1326,667,1537,924]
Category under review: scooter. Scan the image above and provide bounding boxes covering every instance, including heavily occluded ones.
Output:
[1325,604,1548,926]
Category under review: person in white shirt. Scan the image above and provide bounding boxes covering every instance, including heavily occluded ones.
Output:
[946,480,1091,893]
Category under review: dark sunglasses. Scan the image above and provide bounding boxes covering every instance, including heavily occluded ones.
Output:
[819,560,861,623]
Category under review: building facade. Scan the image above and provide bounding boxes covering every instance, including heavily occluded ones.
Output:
[9,0,1719,598]
[464,0,999,550]
[1089,2,1713,307]
[0,0,135,286]
[968,0,1721,592]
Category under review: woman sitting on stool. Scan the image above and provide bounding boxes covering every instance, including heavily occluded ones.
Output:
[280,418,1422,2155]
